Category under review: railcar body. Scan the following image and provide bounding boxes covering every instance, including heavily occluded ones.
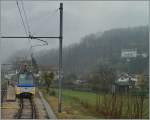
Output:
[15,72,36,97]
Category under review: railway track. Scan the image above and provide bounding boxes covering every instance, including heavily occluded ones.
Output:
[15,97,37,119]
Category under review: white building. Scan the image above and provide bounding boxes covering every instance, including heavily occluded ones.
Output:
[121,49,137,58]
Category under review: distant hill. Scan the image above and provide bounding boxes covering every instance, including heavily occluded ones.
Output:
[35,26,148,77]
[7,26,149,78]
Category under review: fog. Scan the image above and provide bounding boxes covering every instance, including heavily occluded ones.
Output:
[0,1,148,62]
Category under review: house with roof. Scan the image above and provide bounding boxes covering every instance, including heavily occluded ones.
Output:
[113,73,138,94]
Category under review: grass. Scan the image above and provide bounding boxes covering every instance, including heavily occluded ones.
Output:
[61,89,149,119]
[62,89,97,105]
[41,88,98,119]
[41,88,149,119]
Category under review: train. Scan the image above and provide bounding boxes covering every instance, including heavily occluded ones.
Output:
[15,64,36,97]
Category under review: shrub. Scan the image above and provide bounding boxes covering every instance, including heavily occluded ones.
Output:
[50,90,56,96]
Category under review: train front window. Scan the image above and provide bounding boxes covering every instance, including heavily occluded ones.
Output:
[19,74,34,84]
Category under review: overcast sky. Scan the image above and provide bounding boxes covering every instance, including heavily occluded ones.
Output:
[0,1,149,62]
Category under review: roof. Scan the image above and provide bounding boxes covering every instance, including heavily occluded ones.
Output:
[115,74,137,86]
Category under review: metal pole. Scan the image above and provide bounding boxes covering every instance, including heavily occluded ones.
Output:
[0,0,2,111]
[58,3,63,113]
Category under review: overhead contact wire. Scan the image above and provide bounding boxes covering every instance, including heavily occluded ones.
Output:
[20,0,33,57]
[20,0,31,35]
[16,0,33,63]
[16,0,28,35]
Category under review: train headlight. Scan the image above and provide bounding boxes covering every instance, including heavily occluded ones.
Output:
[15,87,21,94]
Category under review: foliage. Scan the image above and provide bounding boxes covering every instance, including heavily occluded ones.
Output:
[36,26,148,77]
[49,90,56,96]
[89,65,116,93]
[128,57,149,74]
[132,74,149,97]
[137,74,145,89]
[64,73,77,85]
[40,71,54,93]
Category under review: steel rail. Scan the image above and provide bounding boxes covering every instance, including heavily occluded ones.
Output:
[15,97,37,119]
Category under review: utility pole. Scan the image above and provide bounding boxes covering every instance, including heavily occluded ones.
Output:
[58,3,63,113]
[0,0,2,106]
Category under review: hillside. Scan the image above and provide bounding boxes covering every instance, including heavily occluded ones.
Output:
[7,26,148,78]
[36,26,148,78]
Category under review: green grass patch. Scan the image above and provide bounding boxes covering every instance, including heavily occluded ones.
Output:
[58,89,149,119]
[62,89,97,105]
[41,88,149,119]
[40,88,99,119]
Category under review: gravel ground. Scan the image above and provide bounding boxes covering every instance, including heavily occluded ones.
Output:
[1,96,19,119]
[34,96,49,119]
